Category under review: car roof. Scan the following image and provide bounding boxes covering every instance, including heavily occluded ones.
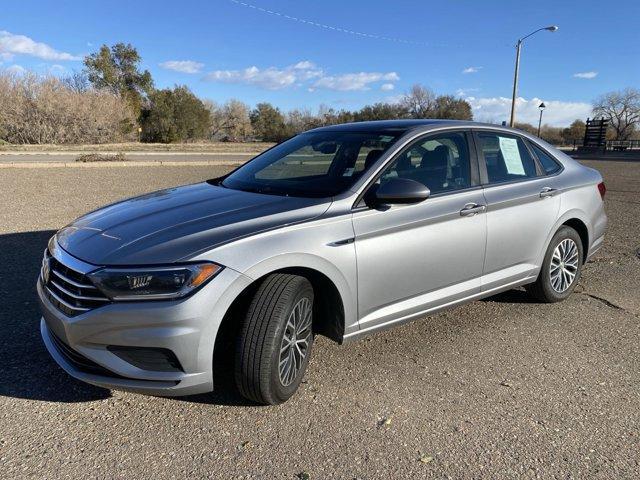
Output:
[308,119,477,134]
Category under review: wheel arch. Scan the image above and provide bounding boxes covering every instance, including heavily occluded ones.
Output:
[562,217,589,263]
[215,257,351,363]
[537,209,592,266]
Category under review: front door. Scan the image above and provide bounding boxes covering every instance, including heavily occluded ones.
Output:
[352,130,487,332]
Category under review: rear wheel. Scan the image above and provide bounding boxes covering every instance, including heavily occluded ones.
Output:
[526,226,584,302]
[235,273,314,405]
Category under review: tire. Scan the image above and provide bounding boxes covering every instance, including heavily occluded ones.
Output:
[526,226,584,303]
[235,273,314,405]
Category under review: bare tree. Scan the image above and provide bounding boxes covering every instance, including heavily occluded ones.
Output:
[401,84,437,118]
[593,87,640,140]
[203,100,225,139]
[61,71,90,93]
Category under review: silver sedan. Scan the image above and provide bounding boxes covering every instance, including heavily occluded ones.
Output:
[37,120,607,404]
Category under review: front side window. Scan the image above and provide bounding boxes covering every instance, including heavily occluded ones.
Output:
[221,131,400,197]
[476,132,538,184]
[377,131,472,195]
[530,142,562,175]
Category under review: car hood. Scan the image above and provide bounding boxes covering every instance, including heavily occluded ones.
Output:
[56,182,330,265]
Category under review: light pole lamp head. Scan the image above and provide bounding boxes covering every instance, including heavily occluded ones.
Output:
[539,102,546,110]
[545,25,559,32]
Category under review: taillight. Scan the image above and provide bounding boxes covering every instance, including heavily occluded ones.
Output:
[597,181,606,200]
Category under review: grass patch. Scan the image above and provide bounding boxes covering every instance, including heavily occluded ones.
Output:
[76,153,128,163]
[1,142,274,153]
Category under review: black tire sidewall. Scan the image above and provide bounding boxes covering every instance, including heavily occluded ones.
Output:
[265,281,314,403]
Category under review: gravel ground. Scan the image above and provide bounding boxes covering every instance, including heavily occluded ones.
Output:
[0,160,638,479]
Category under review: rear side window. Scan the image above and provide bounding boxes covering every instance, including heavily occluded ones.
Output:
[476,132,538,184]
[530,142,562,175]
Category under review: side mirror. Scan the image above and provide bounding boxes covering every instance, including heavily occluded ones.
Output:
[373,178,430,205]
[312,142,337,154]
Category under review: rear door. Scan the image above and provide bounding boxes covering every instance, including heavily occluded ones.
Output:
[473,130,561,291]
[352,130,487,331]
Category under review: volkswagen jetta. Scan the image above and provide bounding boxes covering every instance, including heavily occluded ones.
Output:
[37,120,607,404]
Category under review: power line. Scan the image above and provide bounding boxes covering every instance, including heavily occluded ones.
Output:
[228,0,448,48]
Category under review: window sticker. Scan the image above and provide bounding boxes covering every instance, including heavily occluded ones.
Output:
[342,167,354,177]
[498,137,525,175]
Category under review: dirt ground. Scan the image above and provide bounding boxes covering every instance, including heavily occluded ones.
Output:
[0,159,638,479]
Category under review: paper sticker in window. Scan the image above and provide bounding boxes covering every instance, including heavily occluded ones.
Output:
[498,137,525,175]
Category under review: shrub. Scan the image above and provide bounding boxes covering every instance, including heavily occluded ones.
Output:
[0,71,136,144]
[140,86,211,143]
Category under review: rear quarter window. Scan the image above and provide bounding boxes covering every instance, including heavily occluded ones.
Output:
[529,142,562,175]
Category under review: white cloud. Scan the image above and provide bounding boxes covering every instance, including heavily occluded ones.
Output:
[5,64,26,74]
[293,60,315,70]
[381,83,395,91]
[49,64,66,74]
[462,66,482,74]
[0,30,80,61]
[313,72,399,91]
[463,96,592,127]
[204,60,398,92]
[573,71,598,79]
[455,87,480,97]
[159,60,205,74]
[206,65,297,89]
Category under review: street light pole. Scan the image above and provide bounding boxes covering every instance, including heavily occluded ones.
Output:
[509,40,522,128]
[537,102,546,137]
[508,25,558,128]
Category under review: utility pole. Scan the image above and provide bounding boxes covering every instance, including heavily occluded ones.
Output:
[508,26,558,127]
[509,40,522,128]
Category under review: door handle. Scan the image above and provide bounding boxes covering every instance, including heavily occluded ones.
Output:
[460,203,486,216]
[539,187,558,198]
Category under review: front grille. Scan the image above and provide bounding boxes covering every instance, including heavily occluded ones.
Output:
[40,249,110,317]
[48,328,127,379]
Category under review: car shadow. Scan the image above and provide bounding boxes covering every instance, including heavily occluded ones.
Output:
[0,229,254,406]
[0,230,110,402]
[481,288,539,304]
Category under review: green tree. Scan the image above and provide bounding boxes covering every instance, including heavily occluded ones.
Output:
[433,95,473,120]
[250,103,289,141]
[140,86,211,143]
[84,43,154,115]
[353,102,409,121]
[561,119,586,144]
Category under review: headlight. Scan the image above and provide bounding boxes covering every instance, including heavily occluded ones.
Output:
[88,263,222,301]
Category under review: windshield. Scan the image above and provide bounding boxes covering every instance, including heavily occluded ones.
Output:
[221,131,401,197]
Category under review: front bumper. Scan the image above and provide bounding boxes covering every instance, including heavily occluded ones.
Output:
[38,265,252,397]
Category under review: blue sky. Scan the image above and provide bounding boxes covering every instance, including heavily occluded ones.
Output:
[2,0,638,126]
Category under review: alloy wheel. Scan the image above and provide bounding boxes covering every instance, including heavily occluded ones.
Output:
[549,238,579,293]
[278,297,313,387]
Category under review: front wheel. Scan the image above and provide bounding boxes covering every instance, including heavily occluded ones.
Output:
[526,226,584,302]
[235,274,314,405]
